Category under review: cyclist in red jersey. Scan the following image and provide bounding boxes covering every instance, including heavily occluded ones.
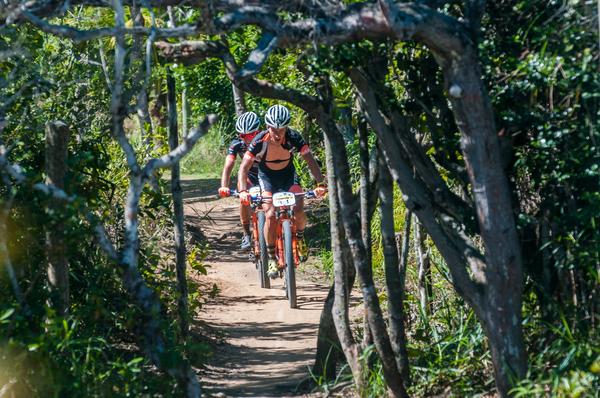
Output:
[218,111,261,250]
[237,105,327,278]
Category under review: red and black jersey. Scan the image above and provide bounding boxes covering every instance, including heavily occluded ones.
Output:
[227,138,259,181]
[227,137,249,158]
[245,128,310,166]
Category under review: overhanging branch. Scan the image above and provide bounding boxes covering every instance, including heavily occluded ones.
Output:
[237,32,279,79]
[155,40,228,65]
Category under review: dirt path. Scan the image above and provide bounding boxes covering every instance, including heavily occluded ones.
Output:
[183,177,330,397]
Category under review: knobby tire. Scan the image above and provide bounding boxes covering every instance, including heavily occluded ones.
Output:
[257,211,270,289]
[283,220,297,308]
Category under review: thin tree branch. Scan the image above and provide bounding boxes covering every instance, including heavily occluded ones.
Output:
[20,9,198,42]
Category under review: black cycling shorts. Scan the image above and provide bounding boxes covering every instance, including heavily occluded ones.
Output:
[258,163,300,193]
[247,171,259,187]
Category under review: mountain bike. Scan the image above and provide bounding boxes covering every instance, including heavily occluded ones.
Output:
[270,190,316,308]
[221,187,270,288]
[248,186,270,289]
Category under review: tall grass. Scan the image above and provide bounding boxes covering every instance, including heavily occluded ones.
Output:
[180,119,233,178]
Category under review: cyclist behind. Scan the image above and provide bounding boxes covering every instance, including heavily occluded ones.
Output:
[218,111,261,250]
[238,104,327,279]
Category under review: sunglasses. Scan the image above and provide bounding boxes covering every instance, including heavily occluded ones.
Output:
[240,130,259,138]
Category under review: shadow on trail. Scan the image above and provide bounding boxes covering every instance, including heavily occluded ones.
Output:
[203,293,287,307]
[202,282,328,310]
[181,177,221,202]
[200,320,318,397]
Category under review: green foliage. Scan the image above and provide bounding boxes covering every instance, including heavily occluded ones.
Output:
[480,0,599,333]
[510,300,600,397]
[1,317,150,397]
[1,18,212,396]
[317,248,334,279]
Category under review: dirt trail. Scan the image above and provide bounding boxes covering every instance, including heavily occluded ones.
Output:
[183,177,330,397]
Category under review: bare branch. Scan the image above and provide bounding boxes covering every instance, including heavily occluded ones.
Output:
[155,40,228,65]
[19,9,198,42]
[92,222,118,261]
[12,1,469,68]
[219,46,322,112]
[98,46,113,93]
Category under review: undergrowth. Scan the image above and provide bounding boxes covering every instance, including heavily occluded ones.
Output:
[0,137,214,397]
[310,136,599,397]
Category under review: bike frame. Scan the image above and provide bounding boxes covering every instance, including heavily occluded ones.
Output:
[229,188,263,261]
[275,206,299,268]
[228,189,314,272]
[271,191,314,268]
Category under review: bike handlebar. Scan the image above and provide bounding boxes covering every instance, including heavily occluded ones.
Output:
[222,189,317,202]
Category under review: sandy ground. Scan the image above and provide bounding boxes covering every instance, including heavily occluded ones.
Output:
[182,177,331,398]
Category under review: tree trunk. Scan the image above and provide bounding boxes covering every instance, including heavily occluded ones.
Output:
[414,220,432,315]
[322,114,408,398]
[323,133,364,391]
[378,155,410,382]
[442,50,527,394]
[312,286,340,381]
[399,211,412,297]
[131,3,154,146]
[350,65,526,396]
[312,280,355,382]
[150,88,168,150]
[232,83,247,116]
[358,116,374,352]
[182,87,189,136]
[137,88,154,146]
[45,121,70,316]
[167,69,189,338]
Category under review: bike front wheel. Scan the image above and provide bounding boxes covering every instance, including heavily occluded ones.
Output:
[257,211,270,289]
[282,220,297,308]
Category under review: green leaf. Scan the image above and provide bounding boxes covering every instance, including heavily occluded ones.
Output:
[0,308,15,321]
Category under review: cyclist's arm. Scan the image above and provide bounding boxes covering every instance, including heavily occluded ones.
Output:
[220,155,236,188]
[301,151,325,185]
[237,153,254,192]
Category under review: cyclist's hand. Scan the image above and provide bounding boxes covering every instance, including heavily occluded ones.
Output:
[314,185,328,198]
[239,190,251,205]
[218,187,231,198]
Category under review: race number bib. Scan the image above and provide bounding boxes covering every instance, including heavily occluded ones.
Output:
[272,192,296,207]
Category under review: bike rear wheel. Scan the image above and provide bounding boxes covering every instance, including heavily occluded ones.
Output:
[257,211,270,289]
[282,220,297,308]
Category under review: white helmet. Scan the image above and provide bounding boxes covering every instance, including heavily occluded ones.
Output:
[235,111,260,134]
[264,104,291,128]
